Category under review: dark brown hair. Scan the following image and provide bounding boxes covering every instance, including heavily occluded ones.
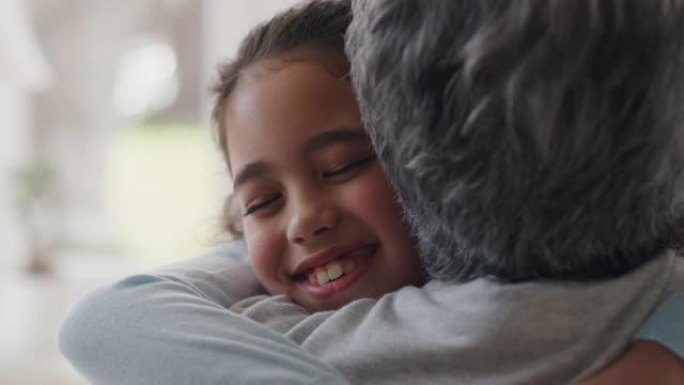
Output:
[211,0,352,238]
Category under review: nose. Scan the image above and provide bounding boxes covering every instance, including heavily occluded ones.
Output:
[286,191,341,245]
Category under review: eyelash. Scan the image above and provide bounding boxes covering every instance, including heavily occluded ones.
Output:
[322,155,375,179]
[243,155,375,216]
[244,194,281,216]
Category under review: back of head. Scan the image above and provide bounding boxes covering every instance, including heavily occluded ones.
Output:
[348,0,684,282]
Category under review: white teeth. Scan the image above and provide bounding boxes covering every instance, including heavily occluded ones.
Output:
[305,258,361,286]
[327,263,344,280]
[316,271,330,285]
[343,260,356,274]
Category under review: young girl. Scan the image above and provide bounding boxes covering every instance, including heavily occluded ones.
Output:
[211,0,424,312]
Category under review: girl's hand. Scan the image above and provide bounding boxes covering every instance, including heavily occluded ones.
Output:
[578,341,684,385]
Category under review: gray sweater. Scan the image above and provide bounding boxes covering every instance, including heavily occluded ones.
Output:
[59,243,683,385]
[231,251,683,385]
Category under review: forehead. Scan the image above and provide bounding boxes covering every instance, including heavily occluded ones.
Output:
[224,59,363,167]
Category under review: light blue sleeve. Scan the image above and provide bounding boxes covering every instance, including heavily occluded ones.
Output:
[59,242,350,385]
[634,290,684,358]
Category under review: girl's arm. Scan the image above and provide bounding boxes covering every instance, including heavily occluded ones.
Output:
[634,290,684,358]
[60,244,682,385]
[577,341,684,385]
[59,243,349,385]
[577,291,684,385]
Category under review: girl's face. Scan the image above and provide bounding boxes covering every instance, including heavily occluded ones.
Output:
[225,57,423,311]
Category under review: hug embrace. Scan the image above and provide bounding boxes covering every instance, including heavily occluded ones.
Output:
[61,0,684,384]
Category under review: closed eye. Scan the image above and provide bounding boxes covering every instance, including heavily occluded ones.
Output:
[244,194,282,216]
[323,155,376,180]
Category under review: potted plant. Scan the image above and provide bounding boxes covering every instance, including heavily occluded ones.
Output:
[14,158,59,274]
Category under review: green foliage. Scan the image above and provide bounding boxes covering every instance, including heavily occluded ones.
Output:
[14,158,57,216]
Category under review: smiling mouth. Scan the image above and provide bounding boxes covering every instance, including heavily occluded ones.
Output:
[294,244,377,287]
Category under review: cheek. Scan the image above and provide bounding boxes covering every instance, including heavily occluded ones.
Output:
[243,221,285,292]
[351,181,424,286]
[345,170,408,237]
[346,170,421,278]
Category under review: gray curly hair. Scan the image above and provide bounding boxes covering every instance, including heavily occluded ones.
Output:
[347,0,684,282]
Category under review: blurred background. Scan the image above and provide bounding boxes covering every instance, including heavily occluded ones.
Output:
[0,0,297,383]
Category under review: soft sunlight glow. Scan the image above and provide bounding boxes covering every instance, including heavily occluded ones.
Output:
[112,38,179,118]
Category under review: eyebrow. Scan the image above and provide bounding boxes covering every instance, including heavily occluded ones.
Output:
[232,128,368,190]
[233,162,271,190]
[303,128,368,154]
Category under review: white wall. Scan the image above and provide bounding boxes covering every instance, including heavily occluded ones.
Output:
[0,0,52,271]
[0,80,31,271]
